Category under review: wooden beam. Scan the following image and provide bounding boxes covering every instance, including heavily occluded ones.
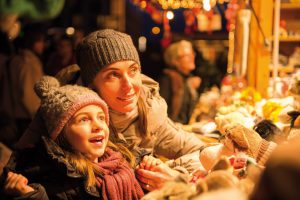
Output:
[247,0,273,98]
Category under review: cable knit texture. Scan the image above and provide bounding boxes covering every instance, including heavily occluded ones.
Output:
[34,76,109,139]
[95,148,144,200]
[76,29,140,85]
[256,140,277,166]
[224,124,277,165]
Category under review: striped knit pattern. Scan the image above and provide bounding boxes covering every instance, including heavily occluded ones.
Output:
[76,29,140,86]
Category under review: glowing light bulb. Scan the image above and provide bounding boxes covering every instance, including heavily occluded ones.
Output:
[66,27,75,35]
[166,11,174,20]
[138,36,147,52]
[152,26,161,34]
[203,0,211,11]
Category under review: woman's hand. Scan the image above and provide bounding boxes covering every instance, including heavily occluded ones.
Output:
[3,172,34,196]
[136,156,180,191]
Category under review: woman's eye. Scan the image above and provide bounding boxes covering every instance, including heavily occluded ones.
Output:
[129,66,140,76]
[106,71,119,79]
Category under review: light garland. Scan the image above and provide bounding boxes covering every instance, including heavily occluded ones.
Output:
[132,0,231,10]
[157,0,203,9]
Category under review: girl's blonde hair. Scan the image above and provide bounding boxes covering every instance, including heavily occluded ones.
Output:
[55,133,135,188]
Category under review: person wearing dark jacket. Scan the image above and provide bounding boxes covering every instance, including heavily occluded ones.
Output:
[159,40,201,124]
[1,76,143,200]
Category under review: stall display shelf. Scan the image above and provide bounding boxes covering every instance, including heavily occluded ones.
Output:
[281,2,300,9]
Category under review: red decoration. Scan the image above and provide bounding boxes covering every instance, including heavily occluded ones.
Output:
[161,11,172,48]
[183,10,197,34]
[225,0,239,31]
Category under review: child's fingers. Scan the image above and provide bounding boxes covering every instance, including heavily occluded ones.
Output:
[4,172,32,196]
[5,172,20,189]
[144,156,162,171]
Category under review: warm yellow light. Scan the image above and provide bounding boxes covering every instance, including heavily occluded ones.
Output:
[140,1,147,9]
[138,36,147,52]
[155,0,206,9]
[152,26,161,34]
[66,27,75,35]
[203,0,211,11]
[166,11,174,20]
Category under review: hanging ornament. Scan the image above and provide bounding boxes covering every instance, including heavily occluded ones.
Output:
[196,9,221,33]
[151,10,164,24]
[183,9,197,34]
[225,0,239,31]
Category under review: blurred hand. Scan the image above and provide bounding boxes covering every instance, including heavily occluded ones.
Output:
[187,76,201,90]
[3,172,34,196]
[136,156,180,191]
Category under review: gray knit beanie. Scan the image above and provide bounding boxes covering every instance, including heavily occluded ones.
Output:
[34,76,109,140]
[76,29,140,86]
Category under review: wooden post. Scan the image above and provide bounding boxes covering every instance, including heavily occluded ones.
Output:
[111,0,125,31]
[247,0,273,98]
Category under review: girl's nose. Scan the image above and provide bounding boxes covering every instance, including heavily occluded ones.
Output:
[92,120,103,132]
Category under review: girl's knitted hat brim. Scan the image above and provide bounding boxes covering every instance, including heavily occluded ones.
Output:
[34,76,109,140]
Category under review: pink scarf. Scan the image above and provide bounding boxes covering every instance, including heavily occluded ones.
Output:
[95,148,144,200]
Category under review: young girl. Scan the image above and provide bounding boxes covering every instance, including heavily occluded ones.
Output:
[2,76,144,200]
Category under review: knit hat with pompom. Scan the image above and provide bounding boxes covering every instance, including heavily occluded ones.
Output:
[34,76,109,140]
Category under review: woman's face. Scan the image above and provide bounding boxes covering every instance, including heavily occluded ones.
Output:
[175,46,195,75]
[64,105,109,163]
[92,60,142,113]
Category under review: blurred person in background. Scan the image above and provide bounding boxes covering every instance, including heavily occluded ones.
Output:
[0,14,20,148]
[159,40,201,124]
[44,34,76,76]
[250,135,300,200]
[8,23,45,141]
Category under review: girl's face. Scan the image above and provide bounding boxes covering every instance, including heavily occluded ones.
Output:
[92,60,142,113]
[64,105,109,163]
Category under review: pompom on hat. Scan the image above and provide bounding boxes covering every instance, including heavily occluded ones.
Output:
[76,29,140,86]
[34,76,109,140]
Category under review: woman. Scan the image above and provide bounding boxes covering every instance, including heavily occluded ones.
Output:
[2,76,144,199]
[75,29,206,189]
[17,29,206,191]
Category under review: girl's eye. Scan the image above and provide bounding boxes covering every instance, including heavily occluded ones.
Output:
[78,116,90,123]
[98,115,106,121]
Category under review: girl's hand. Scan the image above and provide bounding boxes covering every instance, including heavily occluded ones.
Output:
[136,158,180,191]
[3,172,34,196]
[137,155,163,171]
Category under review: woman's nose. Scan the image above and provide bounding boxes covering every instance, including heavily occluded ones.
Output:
[121,74,133,91]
